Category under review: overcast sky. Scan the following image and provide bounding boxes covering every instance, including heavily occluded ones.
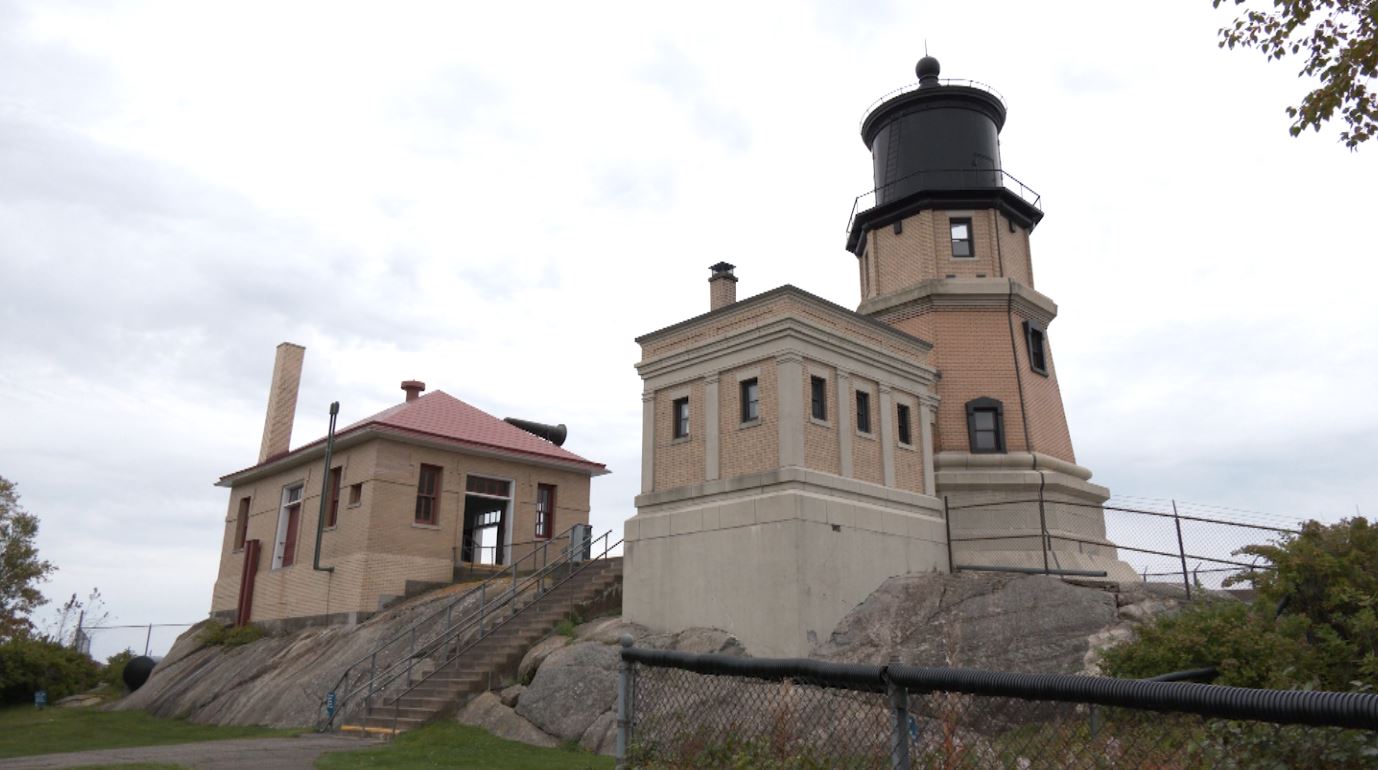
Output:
[3,1,1374,658]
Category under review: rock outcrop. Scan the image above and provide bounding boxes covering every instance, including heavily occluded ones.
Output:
[815,573,1196,675]
[459,617,745,756]
[113,585,482,728]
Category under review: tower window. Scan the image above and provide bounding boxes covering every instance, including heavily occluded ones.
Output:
[856,390,872,434]
[672,397,690,439]
[1024,320,1048,375]
[740,378,759,423]
[897,403,912,446]
[810,376,827,421]
[950,218,973,258]
[965,398,1005,454]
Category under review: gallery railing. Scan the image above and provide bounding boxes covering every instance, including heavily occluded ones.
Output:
[846,167,1042,234]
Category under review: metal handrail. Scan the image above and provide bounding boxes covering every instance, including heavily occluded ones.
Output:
[320,522,587,729]
[335,539,573,727]
[846,167,1042,234]
[385,530,622,734]
[859,78,1007,128]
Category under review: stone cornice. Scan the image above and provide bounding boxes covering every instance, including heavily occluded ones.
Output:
[636,316,938,392]
[637,284,933,353]
[858,278,1059,325]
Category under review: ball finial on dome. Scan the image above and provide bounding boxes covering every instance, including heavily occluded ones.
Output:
[916,55,941,83]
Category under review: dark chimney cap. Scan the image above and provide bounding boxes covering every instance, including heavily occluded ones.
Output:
[916,55,940,86]
[709,262,736,276]
[401,380,426,402]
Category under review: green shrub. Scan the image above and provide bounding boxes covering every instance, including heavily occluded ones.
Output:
[198,623,264,648]
[102,649,135,689]
[1104,517,1378,768]
[0,635,101,705]
[1105,516,1377,692]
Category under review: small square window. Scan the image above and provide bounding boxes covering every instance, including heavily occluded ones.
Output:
[347,482,363,507]
[856,390,871,434]
[950,218,973,258]
[897,403,912,446]
[672,397,690,439]
[810,376,827,421]
[740,378,759,423]
[1024,320,1048,376]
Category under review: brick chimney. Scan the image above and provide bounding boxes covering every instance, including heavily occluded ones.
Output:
[258,342,306,463]
[708,262,737,311]
[401,380,426,402]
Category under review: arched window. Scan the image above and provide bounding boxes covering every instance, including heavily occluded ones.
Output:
[965,397,1005,454]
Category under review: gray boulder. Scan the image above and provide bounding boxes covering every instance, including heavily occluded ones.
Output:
[498,684,524,708]
[574,617,650,645]
[517,634,569,685]
[579,710,617,755]
[815,572,1117,673]
[457,691,559,748]
[516,641,620,742]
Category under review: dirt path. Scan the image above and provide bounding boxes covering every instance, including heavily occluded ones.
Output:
[0,734,375,770]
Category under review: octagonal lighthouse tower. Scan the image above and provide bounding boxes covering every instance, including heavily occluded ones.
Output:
[849,57,1131,579]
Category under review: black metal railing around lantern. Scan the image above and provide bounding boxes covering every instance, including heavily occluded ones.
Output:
[846,167,1043,234]
[860,77,1008,127]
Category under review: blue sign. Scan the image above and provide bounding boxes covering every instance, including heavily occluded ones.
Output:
[34,690,47,708]
[326,691,336,718]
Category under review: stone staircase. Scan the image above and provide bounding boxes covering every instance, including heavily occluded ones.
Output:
[343,556,622,735]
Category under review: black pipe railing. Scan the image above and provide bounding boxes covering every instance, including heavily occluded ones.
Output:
[846,167,1042,234]
[620,645,1378,731]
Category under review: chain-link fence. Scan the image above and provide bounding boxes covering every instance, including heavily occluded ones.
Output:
[945,495,1301,595]
[616,643,1378,769]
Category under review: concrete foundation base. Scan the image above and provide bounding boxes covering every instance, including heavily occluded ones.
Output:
[937,451,1139,582]
[623,467,949,657]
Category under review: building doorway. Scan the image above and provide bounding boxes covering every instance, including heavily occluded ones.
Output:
[462,476,512,566]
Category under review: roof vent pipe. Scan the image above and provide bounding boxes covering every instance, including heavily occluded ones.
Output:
[401,380,426,402]
[503,417,568,446]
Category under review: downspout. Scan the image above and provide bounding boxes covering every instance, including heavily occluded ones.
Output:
[1001,238,1054,573]
[314,401,339,573]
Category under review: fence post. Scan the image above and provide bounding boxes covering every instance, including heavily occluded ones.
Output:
[616,634,635,770]
[1171,500,1192,600]
[943,496,956,573]
[144,623,153,656]
[888,678,910,770]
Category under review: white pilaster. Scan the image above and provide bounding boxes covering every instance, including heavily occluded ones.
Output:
[641,392,656,494]
[776,353,805,468]
[837,370,853,478]
[879,384,896,487]
[704,375,721,481]
[920,398,937,496]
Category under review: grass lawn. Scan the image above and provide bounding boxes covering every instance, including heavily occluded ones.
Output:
[315,723,615,770]
[0,704,301,759]
[68,765,188,769]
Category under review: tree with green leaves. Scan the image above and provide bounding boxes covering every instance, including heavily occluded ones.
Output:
[1213,1,1378,148]
[0,476,55,640]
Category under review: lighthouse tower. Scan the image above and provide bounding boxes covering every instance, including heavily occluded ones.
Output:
[848,57,1132,578]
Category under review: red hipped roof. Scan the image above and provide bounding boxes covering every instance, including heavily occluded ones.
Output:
[220,391,606,484]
